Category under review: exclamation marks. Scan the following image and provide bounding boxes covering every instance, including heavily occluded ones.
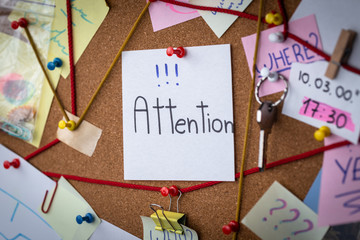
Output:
[165,64,169,85]
[175,64,179,86]
[156,64,159,78]
[155,63,180,87]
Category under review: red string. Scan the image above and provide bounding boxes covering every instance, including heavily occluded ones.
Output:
[276,0,360,75]
[161,0,360,76]
[181,140,350,193]
[277,0,288,39]
[24,139,60,161]
[21,0,357,195]
[157,0,266,23]
[287,32,360,75]
[41,140,350,193]
[43,172,162,192]
[66,0,76,115]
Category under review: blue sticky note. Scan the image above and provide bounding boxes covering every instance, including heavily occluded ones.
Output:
[304,169,322,213]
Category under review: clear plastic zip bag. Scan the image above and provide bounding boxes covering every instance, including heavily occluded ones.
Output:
[0,0,55,142]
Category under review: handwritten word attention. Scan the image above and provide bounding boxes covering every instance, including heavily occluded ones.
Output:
[256,32,319,76]
[133,96,234,135]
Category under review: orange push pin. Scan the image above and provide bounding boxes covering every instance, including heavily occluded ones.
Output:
[314,126,331,141]
[58,120,76,131]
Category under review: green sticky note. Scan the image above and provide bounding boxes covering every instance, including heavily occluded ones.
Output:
[40,177,101,240]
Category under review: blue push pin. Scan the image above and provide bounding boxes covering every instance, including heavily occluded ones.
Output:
[76,213,94,224]
[47,58,62,71]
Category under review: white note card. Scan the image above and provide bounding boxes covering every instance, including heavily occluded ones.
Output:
[122,44,234,181]
[189,0,253,38]
[0,144,61,240]
[90,219,140,240]
[282,61,360,144]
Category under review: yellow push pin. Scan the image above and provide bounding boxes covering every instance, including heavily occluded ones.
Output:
[265,12,275,24]
[58,120,76,131]
[314,126,331,141]
[272,13,283,25]
[265,12,283,26]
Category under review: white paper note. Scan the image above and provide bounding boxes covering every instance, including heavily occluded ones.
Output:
[90,219,140,240]
[291,0,360,70]
[122,44,234,181]
[0,144,60,240]
[189,0,253,38]
[282,61,360,144]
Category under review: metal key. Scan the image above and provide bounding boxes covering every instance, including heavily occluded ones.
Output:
[256,101,277,172]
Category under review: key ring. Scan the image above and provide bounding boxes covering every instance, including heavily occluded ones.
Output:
[255,73,288,107]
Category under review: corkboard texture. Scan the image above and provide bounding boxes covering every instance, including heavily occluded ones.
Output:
[0,0,330,239]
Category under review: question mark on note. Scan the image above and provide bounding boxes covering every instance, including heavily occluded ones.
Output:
[236,0,244,8]
[283,219,314,240]
[292,219,314,236]
[308,32,319,48]
[279,208,300,224]
[262,198,287,230]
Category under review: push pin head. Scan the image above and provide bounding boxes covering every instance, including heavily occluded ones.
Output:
[76,213,94,224]
[166,47,185,58]
[160,187,169,197]
[3,158,20,169]
[269,32,285,43]
[222,220,240,235]
[222,225,232,235]
[47,58,63,71]
[169,185,179,197]
[58,120,76,131]
[267,71,279,82]
[11,18,28,29]
[314,126,331,141]
[260,67,270,78]
[265,12,283,25]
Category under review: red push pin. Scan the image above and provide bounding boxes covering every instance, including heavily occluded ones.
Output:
[3,159,20,169]
[160,187,169,197]
[169,185,179,197]
[11,18,28,30]
[222,220,240,235]
[166,47,185,58]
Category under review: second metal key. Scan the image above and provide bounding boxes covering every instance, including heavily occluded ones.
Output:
[256,101,277,172]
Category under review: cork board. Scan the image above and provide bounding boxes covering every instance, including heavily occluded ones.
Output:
[0,0,331,239]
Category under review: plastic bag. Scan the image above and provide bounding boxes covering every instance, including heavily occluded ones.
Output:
[0,0,55,142]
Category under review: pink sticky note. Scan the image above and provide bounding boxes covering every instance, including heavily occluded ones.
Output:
[148,0,199,32]
[241,15,323,97]
[318,135,360,226]
[299,97,356,132]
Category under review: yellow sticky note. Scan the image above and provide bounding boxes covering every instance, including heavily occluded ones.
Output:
[21,0,108,147]
[49,0,109,78]
[40,177,101,240]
